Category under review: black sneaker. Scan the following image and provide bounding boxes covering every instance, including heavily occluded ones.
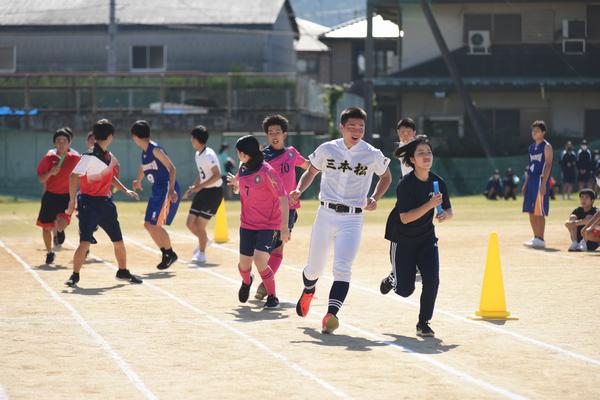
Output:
[416,321,435,338]
[45,252,55,265]
[65,273,79,287]
[157,251,178,270]
[116,269,143,284]
[56,230,65,245]
[264,295,279,308]
[238,275,254,303]
[380,274,394,295]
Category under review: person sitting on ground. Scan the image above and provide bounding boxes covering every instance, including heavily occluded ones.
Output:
[502,168,518,200]
[483,169,503,200]
[582,208,600,250]
[565,189,598,252]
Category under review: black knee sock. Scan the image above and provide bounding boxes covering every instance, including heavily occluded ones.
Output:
[302,271,318,293]
[327,281,350,316]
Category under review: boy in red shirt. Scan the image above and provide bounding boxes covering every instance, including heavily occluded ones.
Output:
[36,128,81,265]
[65,119,142,287]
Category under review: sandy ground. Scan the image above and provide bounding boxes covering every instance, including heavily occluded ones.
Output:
[0,197,599,399]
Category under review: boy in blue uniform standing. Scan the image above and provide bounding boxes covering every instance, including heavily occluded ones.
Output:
[131,120,181,269]
[522,120,553,249]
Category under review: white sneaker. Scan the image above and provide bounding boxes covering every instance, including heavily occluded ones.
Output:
[578,239,588,252]
[531,238,546,249]
[568,241,580,252]
[523,238,535,247]
[191,251,206,263]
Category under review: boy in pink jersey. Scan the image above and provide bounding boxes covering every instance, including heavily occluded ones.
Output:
[254,115,310,300]
[229,135,290,308]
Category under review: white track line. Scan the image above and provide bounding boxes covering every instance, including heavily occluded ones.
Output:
[0,384,8,400]
[125,235,527,400]
[185,233,600,369]
[0,239,158,400]
[78,240,350,400]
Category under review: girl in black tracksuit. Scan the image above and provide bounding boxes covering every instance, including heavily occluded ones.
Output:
[384,135,453,337]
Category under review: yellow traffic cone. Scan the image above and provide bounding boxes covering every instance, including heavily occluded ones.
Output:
[213,199,229,243]
[469,232,518,320]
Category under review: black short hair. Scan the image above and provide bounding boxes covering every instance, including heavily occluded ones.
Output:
[531,120,547,133]
[93,119,114,141]
[262,114,289,134]
[394,134,432,169]
[53,127,72,143]
[190,125,209,144]
[130,120,151,138]
[236,135,264,170]
[340,107,367,125]
[580,188,596,201]
[396,118,416,131]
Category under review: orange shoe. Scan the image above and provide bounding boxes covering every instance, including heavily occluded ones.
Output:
[295,289,315,317]
[321,313,339,334]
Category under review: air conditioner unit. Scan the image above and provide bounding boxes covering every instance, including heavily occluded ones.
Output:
[562,19,586,39]
[562,38,585,55]
[468,30,491,55]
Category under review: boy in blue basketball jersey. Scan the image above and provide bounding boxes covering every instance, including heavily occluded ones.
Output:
[522,120,553,249]
[131,120,181,269]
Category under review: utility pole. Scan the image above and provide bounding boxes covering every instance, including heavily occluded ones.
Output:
[364,2,374,142]
[107,0,117,72]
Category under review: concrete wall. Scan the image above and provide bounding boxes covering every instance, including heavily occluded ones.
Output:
[401,2,588,70]
[327,41,354,84]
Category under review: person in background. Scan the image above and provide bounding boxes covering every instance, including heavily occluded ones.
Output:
[560,141,577,200]
[483,169,503,200]
[565,189,598,252]
[218,143,236,199]
[502,168,518,200]
[577,139,593,191]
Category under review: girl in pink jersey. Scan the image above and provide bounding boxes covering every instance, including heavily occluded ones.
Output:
[232,135,290,308]
[254,115,310,300]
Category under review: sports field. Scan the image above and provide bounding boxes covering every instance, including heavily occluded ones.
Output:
[0,196,598,399]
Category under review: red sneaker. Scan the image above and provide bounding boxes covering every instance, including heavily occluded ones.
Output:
[321,313,339,334]
[295,289,315,317]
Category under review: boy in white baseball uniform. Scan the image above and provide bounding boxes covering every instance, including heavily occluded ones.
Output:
[290,107,392,334]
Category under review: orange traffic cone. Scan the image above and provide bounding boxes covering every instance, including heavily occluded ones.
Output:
[469,232,518,320]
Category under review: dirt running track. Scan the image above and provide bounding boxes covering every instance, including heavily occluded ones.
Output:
[0,198,599,399]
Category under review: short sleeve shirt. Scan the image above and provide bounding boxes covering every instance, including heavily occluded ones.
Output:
[37,150,80,194]
[264,145,306,209]
[238,162,286,230]
[72,144,119,197]
[384,171,451,243]
[309,139,390,208]
[195,147,223,188]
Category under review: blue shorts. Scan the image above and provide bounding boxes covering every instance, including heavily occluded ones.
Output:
[78,195,123,243]
[145,182,181,226]
[522,175,549,216]
[239,228,280,257]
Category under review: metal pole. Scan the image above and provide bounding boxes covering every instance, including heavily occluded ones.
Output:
[107,0,117,72]
[364,2,374,142]
[419,0,494,159]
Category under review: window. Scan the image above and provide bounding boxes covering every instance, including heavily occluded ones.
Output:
[131,46,165,71]
[588,6,600,39]
[297,57,318,74]
[478,109,520,136]
[0,46,15,72]
[493,15,522,43]
[464,14,522,44]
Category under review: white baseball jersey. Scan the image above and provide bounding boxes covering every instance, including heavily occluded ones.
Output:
[309,138,390,208]
[195,146,222,188]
